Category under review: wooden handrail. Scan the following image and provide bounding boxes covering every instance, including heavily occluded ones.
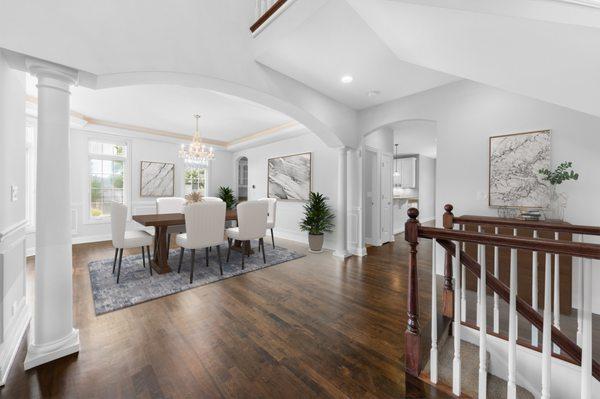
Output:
[250,0,288,33]
[418,226,600,260]
[436,239,600,381]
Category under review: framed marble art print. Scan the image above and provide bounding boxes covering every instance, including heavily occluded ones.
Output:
[267,152,312,201]
[140,161,175,197]
[489,130,551,208]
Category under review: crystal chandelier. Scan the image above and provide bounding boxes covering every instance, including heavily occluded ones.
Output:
[178,114,215,165]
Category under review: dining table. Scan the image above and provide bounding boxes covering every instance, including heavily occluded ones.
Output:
[133,208,238,274]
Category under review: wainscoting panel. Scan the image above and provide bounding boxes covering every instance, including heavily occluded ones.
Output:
[0,235,31,385]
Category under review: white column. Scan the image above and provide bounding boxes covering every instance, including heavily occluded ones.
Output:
[478,241,487,398]
[24,59,79,370]
[333,146,349,258]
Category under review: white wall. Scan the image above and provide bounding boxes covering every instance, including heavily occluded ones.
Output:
[26,125,233,253]
[360,79,600,312]
[0,51,30,385]
[418,155,436,222]
[232,130,343,250]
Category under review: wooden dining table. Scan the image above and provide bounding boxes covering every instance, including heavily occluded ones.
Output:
[133,209,238,274]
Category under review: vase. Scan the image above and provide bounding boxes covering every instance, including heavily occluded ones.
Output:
[548,188,568,221]
[308,234,324,253]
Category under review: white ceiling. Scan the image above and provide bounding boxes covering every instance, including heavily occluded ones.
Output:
[26,76,294,141]
[256,0,459,110]
[347,0,600,118]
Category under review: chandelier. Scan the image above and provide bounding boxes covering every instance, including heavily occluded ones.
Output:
[178,114,215,165]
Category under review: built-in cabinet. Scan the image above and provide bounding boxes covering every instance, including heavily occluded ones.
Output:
[394,156,417,189]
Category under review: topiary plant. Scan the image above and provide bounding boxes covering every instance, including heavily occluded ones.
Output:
[299,192,335,235]
[217,186,237,209]
[538,161,579,186]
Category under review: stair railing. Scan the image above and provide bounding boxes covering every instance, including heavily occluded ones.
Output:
[250,0,288,33]
[405,206,600,398]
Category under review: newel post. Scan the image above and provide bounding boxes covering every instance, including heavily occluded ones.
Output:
[405,208,421,376]
[442,204,455,318]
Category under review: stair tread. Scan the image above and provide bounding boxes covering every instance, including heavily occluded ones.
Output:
[423,337,534,399]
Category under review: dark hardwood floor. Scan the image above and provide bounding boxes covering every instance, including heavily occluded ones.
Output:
[0,234,451,398]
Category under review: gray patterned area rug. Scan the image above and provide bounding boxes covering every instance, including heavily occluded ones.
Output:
[88,242,305,315]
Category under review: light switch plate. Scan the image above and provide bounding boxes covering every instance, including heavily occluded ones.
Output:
[10,185,18,202]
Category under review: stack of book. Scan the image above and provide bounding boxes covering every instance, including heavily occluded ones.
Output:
[520,209,543,221]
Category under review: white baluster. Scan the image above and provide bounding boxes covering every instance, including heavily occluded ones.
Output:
[430,238,438,384]
[531,230,539,347]
[255,0,261,19]
[576,234,584,346]
[453,241,462,396]
[261,0,268,15]
[461,225,466,322]
[507,248,517,399]
[476,226,482,327]
[514,228,519,335]
[541,253,552,399]
[493,227,500,334]
[553,232,561,354]
[478,241,487,398]
[581,256,592,399]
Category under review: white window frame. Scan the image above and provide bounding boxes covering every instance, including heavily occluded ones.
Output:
[25,117,37,231]
[85,137,131,224]
[183,164,208,197]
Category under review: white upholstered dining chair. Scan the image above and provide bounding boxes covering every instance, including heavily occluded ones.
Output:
[225,200,268,269]
[156,197,186,247]
[111,202,154,283]
[202,196,223,202]
[176,201,227,283]
[260,197,277,248]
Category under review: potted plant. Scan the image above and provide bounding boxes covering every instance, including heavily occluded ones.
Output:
[217,186,237,210]
[299,192,335,253]
[538,161,579,221]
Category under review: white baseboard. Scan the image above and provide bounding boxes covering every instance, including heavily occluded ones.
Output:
[24,328,79,370]
[0,299,31,385]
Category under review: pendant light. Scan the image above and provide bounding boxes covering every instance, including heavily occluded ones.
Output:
[393,144,400,177]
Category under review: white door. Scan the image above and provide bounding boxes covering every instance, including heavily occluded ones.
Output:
[364,148,379,245]
[380,153,393,243]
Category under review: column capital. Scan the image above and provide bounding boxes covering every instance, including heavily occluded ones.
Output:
[337,146,348,154]
[26,57,78,86]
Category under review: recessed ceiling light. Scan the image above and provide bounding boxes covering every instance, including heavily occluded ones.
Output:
[341,75,354,84]
[367,90,380,97]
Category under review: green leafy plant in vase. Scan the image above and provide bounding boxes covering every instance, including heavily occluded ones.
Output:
[217,186,237,210]
[299,192,335,252]
[538,161,579,221]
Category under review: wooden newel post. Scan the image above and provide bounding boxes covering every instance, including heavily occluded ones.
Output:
[405,207,421,376]
[442,204,455,318]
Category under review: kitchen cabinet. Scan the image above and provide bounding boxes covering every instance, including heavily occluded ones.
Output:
[394,156,417,189]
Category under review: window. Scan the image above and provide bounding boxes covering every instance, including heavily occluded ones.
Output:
[184,167,206,196]
[25,120,37,228]
[88,140,128,219]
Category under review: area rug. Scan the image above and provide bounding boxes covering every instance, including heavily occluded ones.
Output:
[88,242,305,315]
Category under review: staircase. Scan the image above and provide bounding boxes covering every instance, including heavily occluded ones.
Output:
[423,338,534,398]
[403,204,600,398]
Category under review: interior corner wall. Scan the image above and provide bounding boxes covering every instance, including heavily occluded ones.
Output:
[417,155,436,223]
[232,131,340,249]
[359,79,600,313]
[0,51,30,385]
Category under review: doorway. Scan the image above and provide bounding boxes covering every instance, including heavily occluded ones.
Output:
[237,157,248,201]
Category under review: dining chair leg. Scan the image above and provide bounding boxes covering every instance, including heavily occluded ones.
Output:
[260,238,266,264]
[271,228,275,249]
[116,248,123,284]
[141,246,146,268]
[112,248,118,274]
[226,238,232,263]
[178,247,185,273]
[190,249,196,284]
[241,241,245,270]
[216,245,223,275]
[167,233,171,249]
[205,247,209,267]
[147,246,153,276]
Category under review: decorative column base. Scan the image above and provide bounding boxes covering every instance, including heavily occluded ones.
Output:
[24,328,79,370]
[333,249,350,259]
